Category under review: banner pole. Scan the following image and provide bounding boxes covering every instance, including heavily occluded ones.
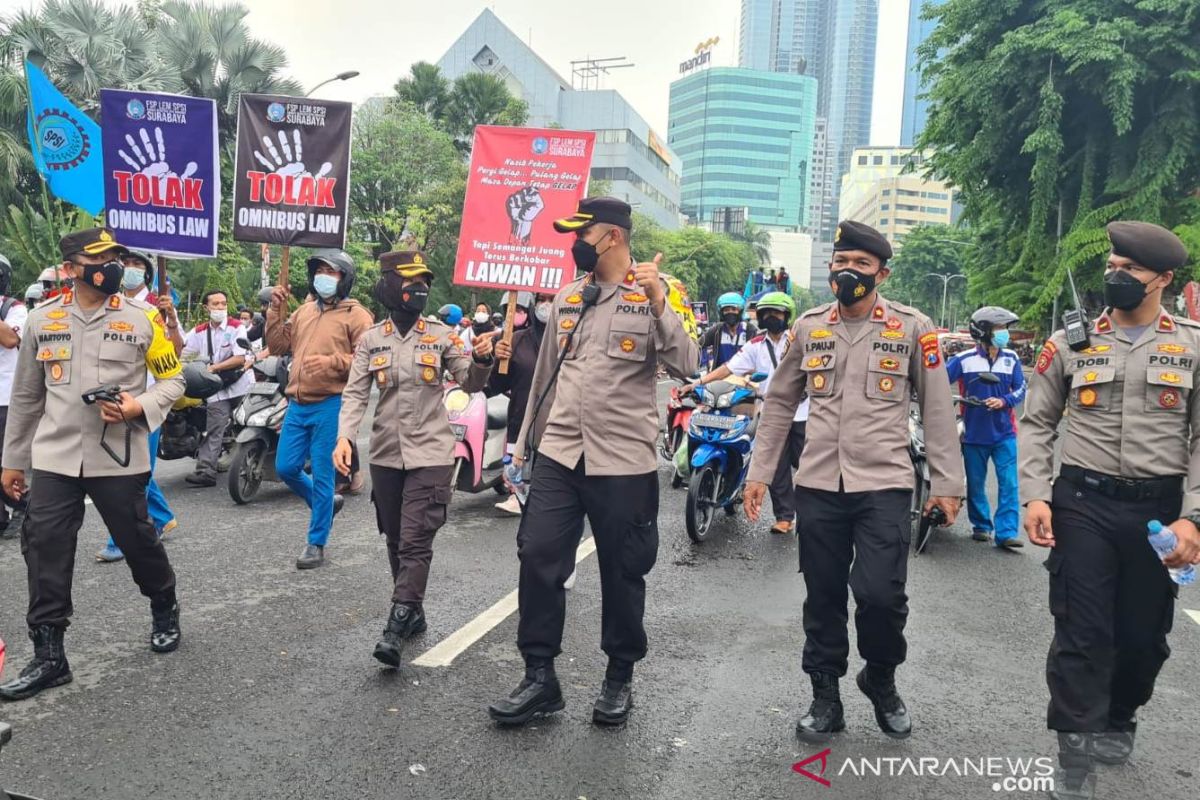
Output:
[498,290,517,375]
[156,255,168,303]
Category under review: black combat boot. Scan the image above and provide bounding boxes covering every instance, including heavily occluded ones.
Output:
[795,672,845,743]
[487,658,564,726]
[856,664,912,739]
[1091,709,1136,766]
[0,625,73,701]
[1050,732,1097,800]
[372,603,424,668]
[593,659,634,726]
[150,593,181,653]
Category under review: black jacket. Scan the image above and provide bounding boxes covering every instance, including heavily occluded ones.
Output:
[486,321,546,445]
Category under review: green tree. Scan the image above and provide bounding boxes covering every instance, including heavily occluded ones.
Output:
[884,225,974,324]
[734,221,772,266]
[0,185,92,286]
[442,72,529,151]
[629,212,754,308]
[393,61,449,120]
[919,0,1200,323]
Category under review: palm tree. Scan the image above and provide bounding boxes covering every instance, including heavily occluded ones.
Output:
[736,221,772,266]
[394,61,449,120]
[151,1,302,146]
[443,72,529,151]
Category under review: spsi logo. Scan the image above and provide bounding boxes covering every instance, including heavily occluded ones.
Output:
[531,137,549,155]
[267,102,286,123]
[126,99,146,120]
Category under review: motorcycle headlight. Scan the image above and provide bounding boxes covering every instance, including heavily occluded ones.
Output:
[716,394,732,409]
[445,389,471,419]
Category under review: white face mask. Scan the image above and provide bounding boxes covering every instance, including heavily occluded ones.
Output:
[534,303,551,323]
[474,311,490,324]
[209,309,228,325]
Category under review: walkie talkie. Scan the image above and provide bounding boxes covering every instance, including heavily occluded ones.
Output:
[1062,266,1091,352]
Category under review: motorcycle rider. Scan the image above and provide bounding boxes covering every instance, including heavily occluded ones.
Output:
[946,306,1026,548]
[686,292,808,534]
[267,250,374,569]
[699,292,755,369]
[181,290,254,487]
[335,250,494,667]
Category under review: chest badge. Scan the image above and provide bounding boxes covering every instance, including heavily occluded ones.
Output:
[47,309,68,320]
[107,321,135,333]
[41,322,69,332]
[878,376,895,392]
[806,356,823,368]
[810,329,832,340]
[420,334,438,344]
[1160,372,1182,384]
[619,337,635,353]
[879,358,900,371]
[565,293,582,305]
[1160,389,1181,408]
[561,318,576,331]
[420,353,436,366]
[622,292,647,303]
[36,348,53,361]
[885,317,902,330]
[1079,388,1098,406]
[880,329,905,340]
[371,355,388,368]
[1158,344,1187,354]
[421,366,437,383]
[1083,371,1098,383]
[375,370,388,388]
[49,362,64,382]
[812,374,827,391]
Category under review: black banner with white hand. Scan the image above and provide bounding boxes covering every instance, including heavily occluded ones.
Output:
[232,93,353,248]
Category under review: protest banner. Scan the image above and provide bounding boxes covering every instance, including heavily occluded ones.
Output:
[232,94,353,251]
[101,89,219,259]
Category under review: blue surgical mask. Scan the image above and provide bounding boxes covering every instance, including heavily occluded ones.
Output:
[992,329,1010,348]
[122,266,145,290]
[313,274,339,299]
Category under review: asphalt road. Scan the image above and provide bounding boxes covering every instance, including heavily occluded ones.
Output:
[1,387,1197,800]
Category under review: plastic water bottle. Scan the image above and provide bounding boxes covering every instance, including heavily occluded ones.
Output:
[1147,520,1196,586]
[504,458,529,504]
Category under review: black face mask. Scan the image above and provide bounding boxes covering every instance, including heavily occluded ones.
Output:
[722,312,741,327]
[82,260,123,296]
[760,316,788,334]
[374,274,429,317]
[571,232,613,273]
[831,268,876,306]
[1103,269,1152,311]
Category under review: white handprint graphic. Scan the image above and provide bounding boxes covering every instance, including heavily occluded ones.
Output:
[253,129,333,181]
[118,127,198,193]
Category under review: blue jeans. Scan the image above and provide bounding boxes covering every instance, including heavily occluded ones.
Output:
[276,395,340,547]
[105,428,174,551]
[962,438,1019,542]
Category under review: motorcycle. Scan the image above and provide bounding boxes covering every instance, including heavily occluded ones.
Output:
[227,348,288,504]
[910,371,1000,555]
[444,381,509,494]
[684,373,765,543]
[661,380,699,489]
[0,639,47,800]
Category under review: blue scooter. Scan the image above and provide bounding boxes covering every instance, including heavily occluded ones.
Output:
[684,373,765,542]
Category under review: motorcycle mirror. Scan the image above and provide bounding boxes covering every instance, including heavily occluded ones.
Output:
[236,337,251,350]
[977,372,1002,385]
[749,372,768,383]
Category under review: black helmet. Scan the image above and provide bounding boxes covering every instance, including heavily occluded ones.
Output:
[969,306,1020,342]
[257,286,277,307]
[0,254,11,297]
[182,361,223,400]
[306,249,356,300]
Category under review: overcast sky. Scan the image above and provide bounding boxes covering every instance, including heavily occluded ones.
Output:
[1,0,912,144]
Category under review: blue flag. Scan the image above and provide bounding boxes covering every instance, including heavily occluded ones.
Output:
[25,61,103,215]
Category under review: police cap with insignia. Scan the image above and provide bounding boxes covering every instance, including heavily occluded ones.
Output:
[1106,221,1189,273]
[553,196,633,233]
[379,249,434,282]
[833,220,893,263]
[59,227,128,260]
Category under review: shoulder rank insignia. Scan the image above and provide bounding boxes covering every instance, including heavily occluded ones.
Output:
[1036,340,1058,374]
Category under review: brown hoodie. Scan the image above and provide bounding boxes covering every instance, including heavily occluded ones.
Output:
[266,298,374,404]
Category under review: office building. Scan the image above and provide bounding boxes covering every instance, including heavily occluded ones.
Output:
[838,146,957,247]
[437,9,682,228]
[668,67,818,230]
[900,0,945,146]
[767,231,813,290]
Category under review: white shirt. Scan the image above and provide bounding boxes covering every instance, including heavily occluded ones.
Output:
[182,318,254,401]
[0,299,29,406]
[725,333,809,422]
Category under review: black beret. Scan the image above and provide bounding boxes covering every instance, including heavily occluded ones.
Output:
[59,227,127,260]
[833,220,893,262]
[553,196,632,232]
[1106,221,1189,273]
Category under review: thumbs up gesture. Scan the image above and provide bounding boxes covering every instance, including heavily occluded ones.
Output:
[635,252,666,313]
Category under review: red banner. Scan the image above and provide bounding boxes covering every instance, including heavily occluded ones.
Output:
[453,126,595,292]
[1185,281,1200,322]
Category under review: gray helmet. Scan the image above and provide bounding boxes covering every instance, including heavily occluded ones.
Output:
[306,249,356,300]
[123,250,155,287]
[500,291,534,311]
[257,286,277,307]
[969,306,1020,341]
[24,282,44,304]
[182,361,223,400]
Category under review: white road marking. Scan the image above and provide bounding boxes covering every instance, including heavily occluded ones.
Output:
[1185,609,1200,628]
[412,536,598,668]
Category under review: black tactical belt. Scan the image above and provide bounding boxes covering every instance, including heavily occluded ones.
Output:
[1059,465,1183,501]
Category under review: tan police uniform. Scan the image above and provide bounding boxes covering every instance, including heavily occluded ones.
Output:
[3,289,184,629]
[339,313,492,603]
[1019,309,1200,733]
[748,294,962,675]
[511,262,699,670]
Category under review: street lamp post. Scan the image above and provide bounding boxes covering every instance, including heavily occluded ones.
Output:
[306,70,360,97]
[925,272,967,328]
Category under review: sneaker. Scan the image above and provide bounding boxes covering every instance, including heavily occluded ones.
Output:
[495,495,522,515]
[971,529,990,542]
[296,544,325,570]
[185,472,216,487]
[995,537,1024,550]
[95,542,125,563]
[150,599,181,653]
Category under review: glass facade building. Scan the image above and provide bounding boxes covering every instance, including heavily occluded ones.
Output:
[900,0,944,146]
[668,67,817,230]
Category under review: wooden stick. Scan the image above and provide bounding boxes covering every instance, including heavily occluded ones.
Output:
[156,255,168,300]
[498,289,517,375]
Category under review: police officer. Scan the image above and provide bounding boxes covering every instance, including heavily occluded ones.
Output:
[743,220,963,743]
[0,228,186,702]
[1020,221,1200,799]
[335,250,494,667]
[487,197,699,727]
